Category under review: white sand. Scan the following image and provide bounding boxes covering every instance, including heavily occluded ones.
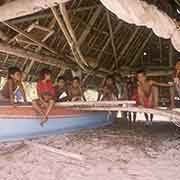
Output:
[0,126,180,180]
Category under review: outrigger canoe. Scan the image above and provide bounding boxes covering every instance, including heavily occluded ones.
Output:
[0,105,115,142]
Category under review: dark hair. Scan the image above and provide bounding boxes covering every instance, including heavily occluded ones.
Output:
[39,68,52,80]
[73,76,80,82]
[136,69,146,75]
[57,76,65,82]
[8,67,21,79]
[104,74,116,86]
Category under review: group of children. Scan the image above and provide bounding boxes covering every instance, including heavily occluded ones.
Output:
[1,64,179,126]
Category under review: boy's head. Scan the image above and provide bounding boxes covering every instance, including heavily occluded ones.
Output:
[136,69,146,82]
[57,76,65,88]
[105,75,115,87]
[72,77,80,88]
[175,61,180,71]
[8,67,22,81]
[39,68,52,81]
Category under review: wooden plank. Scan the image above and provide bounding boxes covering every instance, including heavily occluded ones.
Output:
[26,142,84,161]
[57,101,136,107]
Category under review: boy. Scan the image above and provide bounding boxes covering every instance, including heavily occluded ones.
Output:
[54,76,69,102]
[0,67,27,104]
[32,68,55,126]
[98,75,118,101]
[68,77,85,101]
[136,69,173,126]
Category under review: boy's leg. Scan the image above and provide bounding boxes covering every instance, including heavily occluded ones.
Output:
[150,113,153,125]
[44,99,55,119]
[133,112,136,123]
[144,113,149,126]
[32,100,44,116]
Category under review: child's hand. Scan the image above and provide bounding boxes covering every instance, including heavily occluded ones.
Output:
[168,82,174,87]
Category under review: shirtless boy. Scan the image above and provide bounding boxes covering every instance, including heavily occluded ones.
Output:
[136,70,173,126]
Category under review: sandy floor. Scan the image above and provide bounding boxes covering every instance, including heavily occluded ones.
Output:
[0,121,180,180]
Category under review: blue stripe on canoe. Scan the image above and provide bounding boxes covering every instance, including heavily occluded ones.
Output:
[0,112,114,142]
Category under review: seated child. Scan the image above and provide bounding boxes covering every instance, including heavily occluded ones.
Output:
[54,76,69,102]
[136,69,173,125]
[68,77,85,101]
[32,68,55,126]
[98,75,118,101]
[0,67,27,104]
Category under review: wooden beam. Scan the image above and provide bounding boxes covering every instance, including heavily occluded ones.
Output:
[51,6,88,71]
[0,42,68,68]
[59,4,88,67]
[106,11,118,69]
[169,43,174,68]
[77,6,102,46]
[0,30,8,41]
[117,27,139,63]
[3,22,57,55]
[0,0,70,22]
[1,5,101,26]
[130,31,153,66]
[97,22,122,66]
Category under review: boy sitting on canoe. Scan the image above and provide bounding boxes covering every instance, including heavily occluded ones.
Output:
[32,68,55,126]
[0,67,27,104]
[136,69,173,125]
[68,77,86,101]
[54,76,69,102]
[98,75,118,101]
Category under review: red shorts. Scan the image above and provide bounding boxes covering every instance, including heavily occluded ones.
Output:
[131,94,153,108]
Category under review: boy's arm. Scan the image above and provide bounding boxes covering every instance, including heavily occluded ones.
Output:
[8,80,15,104]
[18,82,27,102]
[151,80,173,87]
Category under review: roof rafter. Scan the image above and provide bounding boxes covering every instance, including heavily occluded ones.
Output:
[3,22,57,55]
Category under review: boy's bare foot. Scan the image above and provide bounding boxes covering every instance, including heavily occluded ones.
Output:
[40,116,48,126]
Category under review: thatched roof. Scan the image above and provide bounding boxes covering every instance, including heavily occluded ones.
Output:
[0,0,179,81]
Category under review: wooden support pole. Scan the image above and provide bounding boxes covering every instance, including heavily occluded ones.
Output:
[130,31,153,66]
[3,22,57,55]
[106,11,118,70]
